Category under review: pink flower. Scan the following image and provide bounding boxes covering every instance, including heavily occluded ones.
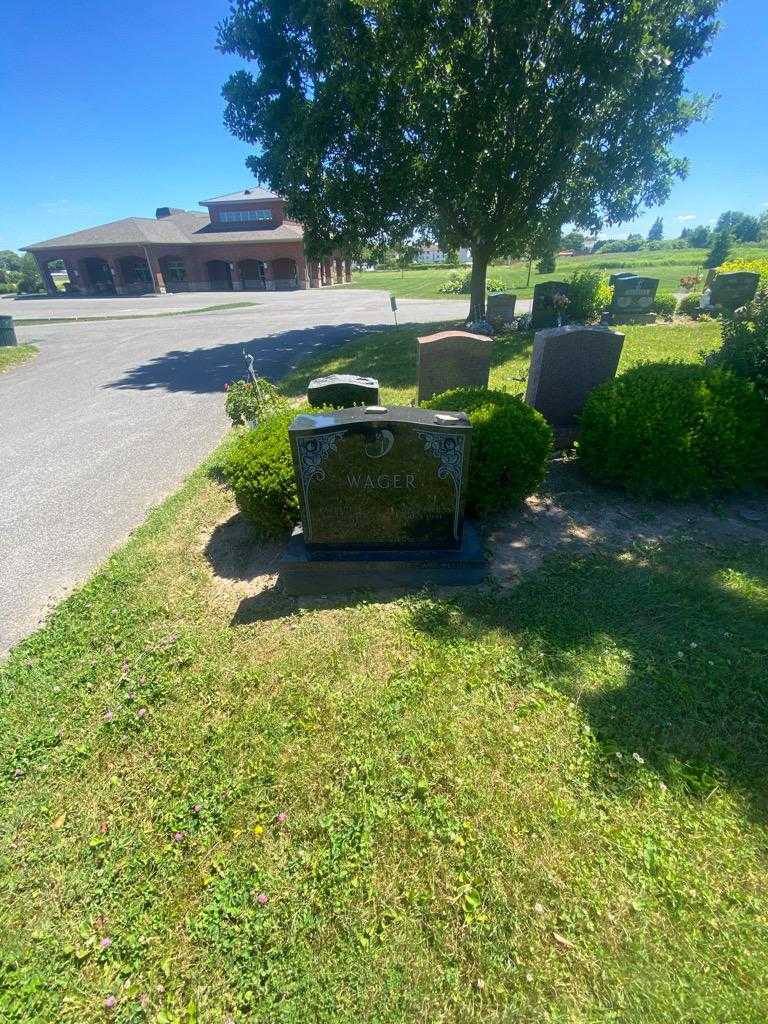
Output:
[224,383,229,391]
[104,995,117,1010]
[100,936,112,950]
[137,707,147,718]
[276,811,287,824]
[192,804,202,814]
[256,892,269,906]
[173,831,185,843]
[104,710,114,723]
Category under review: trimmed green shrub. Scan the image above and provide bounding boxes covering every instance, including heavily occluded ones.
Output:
[423,388,552,514]
[707,292,768,398]
[579,362,768,499]
[568,269,611,323]
[220,407,304,537]
[438,270,505,295]
[677,292,702,318]
[653,291,678,320]
[224,377,286,426]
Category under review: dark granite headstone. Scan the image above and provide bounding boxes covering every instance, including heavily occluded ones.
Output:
[531,281,570,329]
[608,272,638,287]
[417,330,492,404]
[709,271,759,310]
[486,292,517,321]
[307,373,380,408]
[525,325,625,427]
[610,276,659,317]
[288,406,471,549]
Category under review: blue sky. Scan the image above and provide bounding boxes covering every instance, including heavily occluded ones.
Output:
[1,0,766,252]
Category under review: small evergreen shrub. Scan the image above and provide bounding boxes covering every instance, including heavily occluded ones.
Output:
[220,407,304,537]
[653,291,678,320]
[224,378,286,426]
[677,292,702,318]
[707,292,768,398]
[423,388,552,514]
[579,362,767,499]
[568,269,611,323]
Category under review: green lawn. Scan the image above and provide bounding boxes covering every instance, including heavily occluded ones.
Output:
[345,246,768,302]
[280,318,722,406]
[2,314,766,1022]
[0,344,38,373]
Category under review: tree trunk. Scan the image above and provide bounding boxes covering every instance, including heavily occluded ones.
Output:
[526,258,533,287]
[469,249,489,321]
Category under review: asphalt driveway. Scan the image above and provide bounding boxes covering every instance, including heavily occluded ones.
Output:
[1,288,468,653]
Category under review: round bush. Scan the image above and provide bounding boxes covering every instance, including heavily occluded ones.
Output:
[652,291,678,321]
[422,388,552,514]
[677,292,702,318]
[579,362,768,499]
[220,407,303,537]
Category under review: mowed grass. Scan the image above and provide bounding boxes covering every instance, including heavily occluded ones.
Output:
[2,312,767,1021]
[1,458,767,1022]
[344,245,768,301]
[280,317,723,406]
[0,344,37,373]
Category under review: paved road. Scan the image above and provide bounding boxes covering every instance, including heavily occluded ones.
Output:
[1,288,469,653]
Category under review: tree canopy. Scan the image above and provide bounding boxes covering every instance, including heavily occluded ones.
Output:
[219,0,720,314]
[648,217,664,241]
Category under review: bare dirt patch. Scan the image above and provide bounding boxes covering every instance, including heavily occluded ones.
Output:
[488,456,768,585]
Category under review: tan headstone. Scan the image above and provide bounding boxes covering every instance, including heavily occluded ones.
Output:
[417,330,493,404]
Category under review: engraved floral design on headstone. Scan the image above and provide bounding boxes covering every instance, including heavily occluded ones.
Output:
[417,431,465,539]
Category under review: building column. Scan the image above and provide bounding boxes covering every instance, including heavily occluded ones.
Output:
[296,256,309,290]
[107,259,125,296]
[344,257,352,283]
[33,254,58,296]
[143,248,167,294]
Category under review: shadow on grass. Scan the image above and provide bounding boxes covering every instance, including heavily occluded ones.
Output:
[277,320,459,398]
[407,539,768,821]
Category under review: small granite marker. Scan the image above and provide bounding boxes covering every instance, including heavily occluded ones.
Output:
[531,281,570,329]
[280,405,485,593]
[417,330,492,404]
[609,275,659,321]
[525,325,625,443]
[486,292,517,322]
[307,373,380,408]
[708,271,759,311]
[0,315,18,347]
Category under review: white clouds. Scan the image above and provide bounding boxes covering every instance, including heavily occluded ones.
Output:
[677,213,696,221]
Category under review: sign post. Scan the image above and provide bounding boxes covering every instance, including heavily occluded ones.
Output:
[390,294,398,326]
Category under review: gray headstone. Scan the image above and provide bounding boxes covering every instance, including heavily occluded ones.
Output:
[289,406,471,549]
[417,330,492,404]
[525,325,625,426]
[709,271,759,310]
[531,281,570,329]
[486,292,517,321]
[307,373,379,408]
[610,276,659,316]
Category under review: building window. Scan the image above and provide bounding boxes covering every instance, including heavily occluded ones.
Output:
[219,208,273,224]
[164,259,186,283]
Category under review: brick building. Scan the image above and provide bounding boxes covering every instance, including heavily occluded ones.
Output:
[23,188,351,296]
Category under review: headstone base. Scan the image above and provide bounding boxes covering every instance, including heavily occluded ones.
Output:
[280,522,486,595]
[606,312,657,325]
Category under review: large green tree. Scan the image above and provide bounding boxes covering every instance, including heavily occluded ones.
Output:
[219,0,719,316]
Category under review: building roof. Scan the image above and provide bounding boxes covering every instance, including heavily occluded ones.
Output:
[23,210,303,252]
[200,187,282,205]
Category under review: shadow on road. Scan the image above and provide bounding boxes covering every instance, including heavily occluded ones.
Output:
[104,322,388,394]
